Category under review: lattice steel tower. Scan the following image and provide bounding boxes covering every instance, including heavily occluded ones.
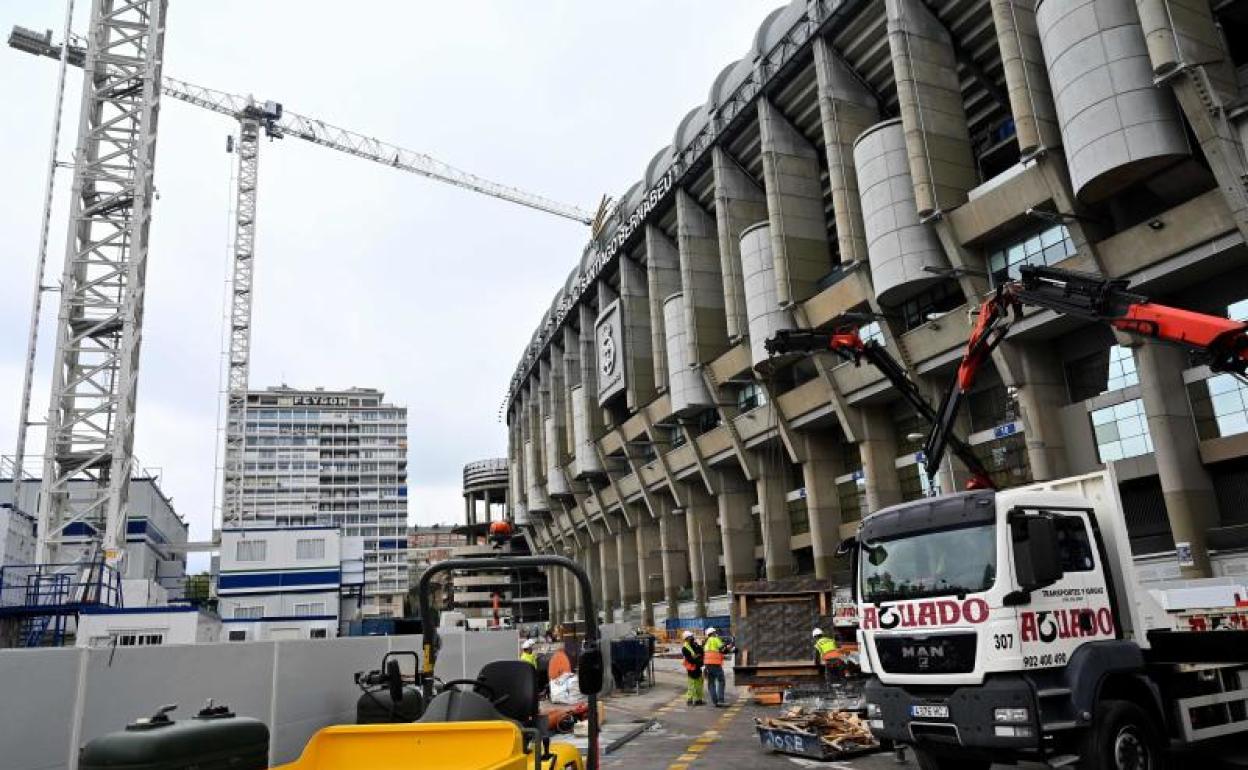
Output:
[37,0,167,566]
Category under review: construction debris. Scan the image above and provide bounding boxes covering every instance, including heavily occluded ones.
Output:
[755,707,879,759]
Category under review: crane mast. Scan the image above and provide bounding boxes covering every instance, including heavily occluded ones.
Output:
[36,0,167,566]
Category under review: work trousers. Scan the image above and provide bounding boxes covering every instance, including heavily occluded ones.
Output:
[704,665,725,705]
[685,673,704,704]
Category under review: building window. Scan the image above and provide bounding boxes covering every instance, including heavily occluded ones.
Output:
[1104,346,1138,392]
[296,538,326,560]
[987,224,1076,287]
[970,433,1032,488]
[233,605,264,620]
[737,382,767,412]
[1091,399,1154,462]
[1189,373,1248,440]
[235,539,267,562]
[1229,298,1248,321]
[859,321,885,347]
[895,281,964,332]
[898,463,940,501]
[310,628,328,639]
[228,630,247,642]
[788,500,810,536]
[968,383,1017,434]
[837,476,866,522]
[294,602,326,616]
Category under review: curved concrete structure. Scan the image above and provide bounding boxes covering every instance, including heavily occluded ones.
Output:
[853,118,947,305]
[662,293,712,415]
[645,145,674,188]
[570,384,603,476]
[1035,0,1189,202]
[708,58,753,111]
[739,221,789,371]
[754,1,805,57]
[674,105,710,155]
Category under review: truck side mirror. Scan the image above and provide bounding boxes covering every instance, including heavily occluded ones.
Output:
[1012,514,1062,591]
[578,645,604,696]
[835,536,857,557]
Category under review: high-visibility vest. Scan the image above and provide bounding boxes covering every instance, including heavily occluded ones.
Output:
[814,636,840,662]
[520,651,538,669]
[682,641,701,672]
[703,636,725,666]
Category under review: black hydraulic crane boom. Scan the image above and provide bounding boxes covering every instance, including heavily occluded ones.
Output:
[765,327,996,490]
[922,264,1248,482]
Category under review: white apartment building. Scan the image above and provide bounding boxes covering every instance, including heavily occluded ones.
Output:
[229,387,409,617]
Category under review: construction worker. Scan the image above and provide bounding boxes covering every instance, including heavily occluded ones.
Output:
[681,630,704,706]
[812,627,843,683]
[520,639,538,669]
[702,627,727,707]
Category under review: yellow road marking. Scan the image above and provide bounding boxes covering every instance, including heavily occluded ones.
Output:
[677,754,698,762]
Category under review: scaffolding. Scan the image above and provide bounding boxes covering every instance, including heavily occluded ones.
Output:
[0,561,122,647]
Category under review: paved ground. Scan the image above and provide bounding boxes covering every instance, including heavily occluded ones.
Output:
[587,659,1247,770]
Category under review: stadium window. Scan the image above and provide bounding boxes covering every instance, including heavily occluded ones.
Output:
[294,602,326,616]
[987,224,1076,287]
[1091,399,1154,462]
[233,605,264,620]
[235,539,267,562]
[228,630,247,642]
[310,628,328,639]
[1188,373,1248,440]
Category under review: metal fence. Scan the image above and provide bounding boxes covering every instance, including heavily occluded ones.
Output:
[0,630,517,770]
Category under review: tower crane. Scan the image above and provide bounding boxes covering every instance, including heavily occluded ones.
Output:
[9,23,595,567]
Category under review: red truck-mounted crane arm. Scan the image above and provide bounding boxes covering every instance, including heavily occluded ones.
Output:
[922,264,1248,482]
[765,326,996,490]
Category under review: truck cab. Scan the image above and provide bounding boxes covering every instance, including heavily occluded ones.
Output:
[852,472,1248,770]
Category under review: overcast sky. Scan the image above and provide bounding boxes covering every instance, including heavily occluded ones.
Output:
[0,1,771,567]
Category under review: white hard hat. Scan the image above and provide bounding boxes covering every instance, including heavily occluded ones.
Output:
[522,639,535,649]
[812,628,823,637]
[682,630,694,639]
[705,627,717,635]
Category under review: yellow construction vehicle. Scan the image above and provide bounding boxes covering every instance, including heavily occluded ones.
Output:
[276,526,604,770]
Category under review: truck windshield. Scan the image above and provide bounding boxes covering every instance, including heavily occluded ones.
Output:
[860,524,996,603]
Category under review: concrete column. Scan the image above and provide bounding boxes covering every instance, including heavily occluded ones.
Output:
[645,225,682,391]
[683,483,721,618]
[755,450,796,580]
[676,189,729,365]
[657,496,690,619]
[1015,346,1070,481]
[583,542,602,622]
[717,468,756,593]
[886,0,978,216]
[616,519,640,618]
[712,146,769,340]
[546,564,561,624]
[859,406,903,513]
[561,557,577,622]
[598,531,619,623]
[813,36,878,266]
[635,512,662,627]
[990,0,1060,155]
[1133,340,1220,578]
[620,254,656,410]
[758,97,832,306]
[577,303,605,434]
[801,433,847,581]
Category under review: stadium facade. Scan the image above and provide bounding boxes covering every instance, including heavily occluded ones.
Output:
[505,0,1248,626]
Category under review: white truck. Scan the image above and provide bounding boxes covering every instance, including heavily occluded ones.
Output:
[851,470,1248,770]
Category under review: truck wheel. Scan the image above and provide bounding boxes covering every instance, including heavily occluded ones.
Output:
[1079,700,1164,770]
[913,747,989,770]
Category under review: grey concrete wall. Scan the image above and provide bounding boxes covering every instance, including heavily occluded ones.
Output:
[0,632,517,770]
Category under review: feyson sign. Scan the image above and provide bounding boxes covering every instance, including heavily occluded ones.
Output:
[508,165,678,406]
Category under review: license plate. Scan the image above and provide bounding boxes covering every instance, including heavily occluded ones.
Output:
[910,704,949,719]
